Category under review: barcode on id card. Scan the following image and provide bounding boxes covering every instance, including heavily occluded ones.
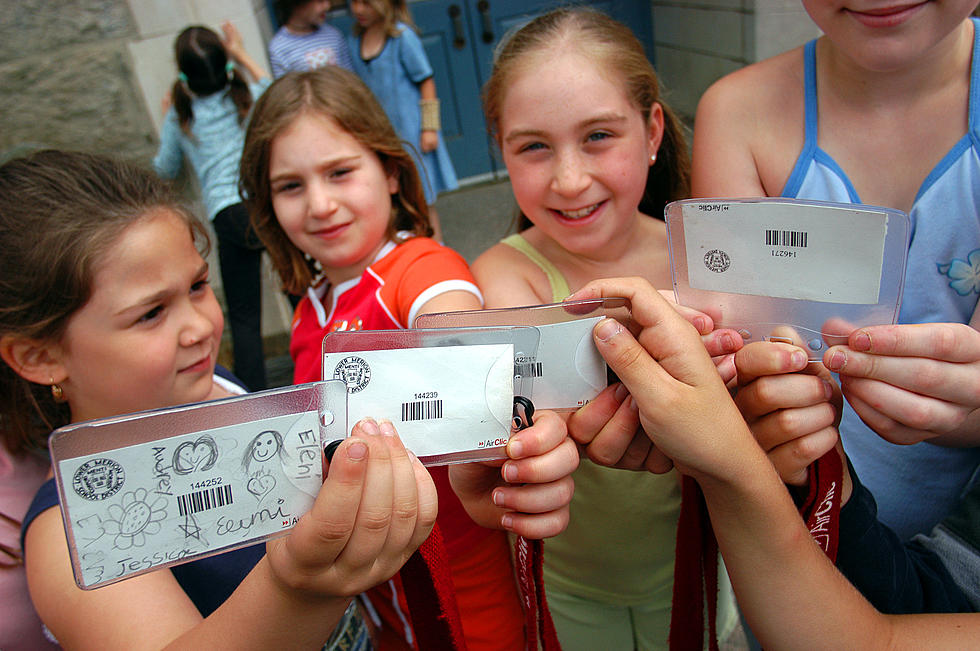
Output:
[765,229,808,248]
[515,361,544,378]
[401,399,443,421]
[177,484,233,516]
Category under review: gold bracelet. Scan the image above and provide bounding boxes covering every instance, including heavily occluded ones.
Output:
[420,98,441,132]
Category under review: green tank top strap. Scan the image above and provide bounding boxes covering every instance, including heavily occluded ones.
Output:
[500,233,571,302]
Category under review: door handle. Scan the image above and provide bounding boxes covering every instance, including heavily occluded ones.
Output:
[449,5,466,49]
[478,1,494,43]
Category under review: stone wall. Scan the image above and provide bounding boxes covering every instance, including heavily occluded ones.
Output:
[652,0,819,123]
[0,0,154,160]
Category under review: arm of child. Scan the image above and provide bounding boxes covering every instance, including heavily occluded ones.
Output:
[419,78,439,154]
[823,322,980,447]
[221,21,269,82]
[25,421,436,650]
[572,276,980,650]
[731,338,974,614]
[448,410,578,539]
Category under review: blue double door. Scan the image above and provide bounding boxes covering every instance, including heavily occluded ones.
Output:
[331,1,653,182]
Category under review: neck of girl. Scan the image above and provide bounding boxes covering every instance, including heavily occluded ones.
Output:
[819,19,973,107]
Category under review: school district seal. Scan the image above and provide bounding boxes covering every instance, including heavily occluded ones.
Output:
[333,356,371,394]
[703,249,731,273]
[73,458,125,501]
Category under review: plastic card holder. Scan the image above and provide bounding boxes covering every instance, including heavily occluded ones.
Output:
[415,298,632,410]
[49,381,347,589]
[666,198,909,358]
[322,326,540,466]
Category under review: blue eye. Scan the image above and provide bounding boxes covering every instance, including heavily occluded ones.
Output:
[587,131,612,142]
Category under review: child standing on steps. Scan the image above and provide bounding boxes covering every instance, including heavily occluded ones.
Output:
[347,0,457,242]
[154,22,270,391]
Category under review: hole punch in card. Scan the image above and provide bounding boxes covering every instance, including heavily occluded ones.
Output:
[666,198,910,358]
[322,326,540,466]
[415,298,632,411]
[49,381,347,589]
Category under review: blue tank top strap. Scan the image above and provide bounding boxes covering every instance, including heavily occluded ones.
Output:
[781,39,820,197]
[970,18,980,140]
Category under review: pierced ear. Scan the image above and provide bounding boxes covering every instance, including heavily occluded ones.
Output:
[647,102,666,162]
[0,335,67,386]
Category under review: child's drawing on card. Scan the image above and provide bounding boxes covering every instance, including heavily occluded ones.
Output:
[101,488,168,550]
[242,429,289,505]
[172,435,220,475]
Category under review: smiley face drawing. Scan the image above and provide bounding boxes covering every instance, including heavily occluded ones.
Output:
[241,429,287,475]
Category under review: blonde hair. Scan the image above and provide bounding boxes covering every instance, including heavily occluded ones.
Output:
[240,67,432,295]
[351,0,416,38]
[483,8,690,223]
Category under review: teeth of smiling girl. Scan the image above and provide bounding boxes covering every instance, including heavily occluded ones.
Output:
[558,203,599,219]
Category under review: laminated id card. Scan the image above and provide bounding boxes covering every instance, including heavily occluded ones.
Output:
[416,298,631,410]
[666,198,909,357]
[50,381,347,589]
[322,326,540,465]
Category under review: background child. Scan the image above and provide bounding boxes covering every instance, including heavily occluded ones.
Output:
[240,67,568,650]
[269,0,354,77]
[153,22,270,392]
[472,9,740,649]
[347,0,457,241]
[1,149,433,649]
[692,1,980,542]
[575,276,980,648]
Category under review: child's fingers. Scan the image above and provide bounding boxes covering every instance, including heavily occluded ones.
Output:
[734,341,809,386]
[343,419,395,566]
[501,436,579,486]
[376,420,421,556]
[500,508,570,540]
[575,395,643,467]
[826,345,980,406]
[840,376,971,444]
[276,437,370,571]
[735,373,833,422]
[571,277,715,378]
[764,427,839,487]
[702,329,744,358]
[749,402,839,454]
[507,409,569,459]
[845,322,980,362]
[491,478,574,518]
[566,383,631,446]
[410,450,438,550]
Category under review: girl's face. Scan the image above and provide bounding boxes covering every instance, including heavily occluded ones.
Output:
[498,50,662,256]
[268,112,398,284]
[802,0,976,71]
[53,210,223,422]
[350,0,384,29]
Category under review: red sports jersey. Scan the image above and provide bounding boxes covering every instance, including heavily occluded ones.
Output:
[290,237,525,650]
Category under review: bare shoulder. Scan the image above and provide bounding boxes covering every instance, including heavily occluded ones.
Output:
[700,48,803,119]
[472,238,553,308]
[693,47,806,197]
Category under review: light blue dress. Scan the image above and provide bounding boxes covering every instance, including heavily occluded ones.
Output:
[349,23,458,204]
[783,25,980,540]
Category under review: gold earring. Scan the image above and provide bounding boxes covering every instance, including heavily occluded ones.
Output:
[50,378,65,403]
